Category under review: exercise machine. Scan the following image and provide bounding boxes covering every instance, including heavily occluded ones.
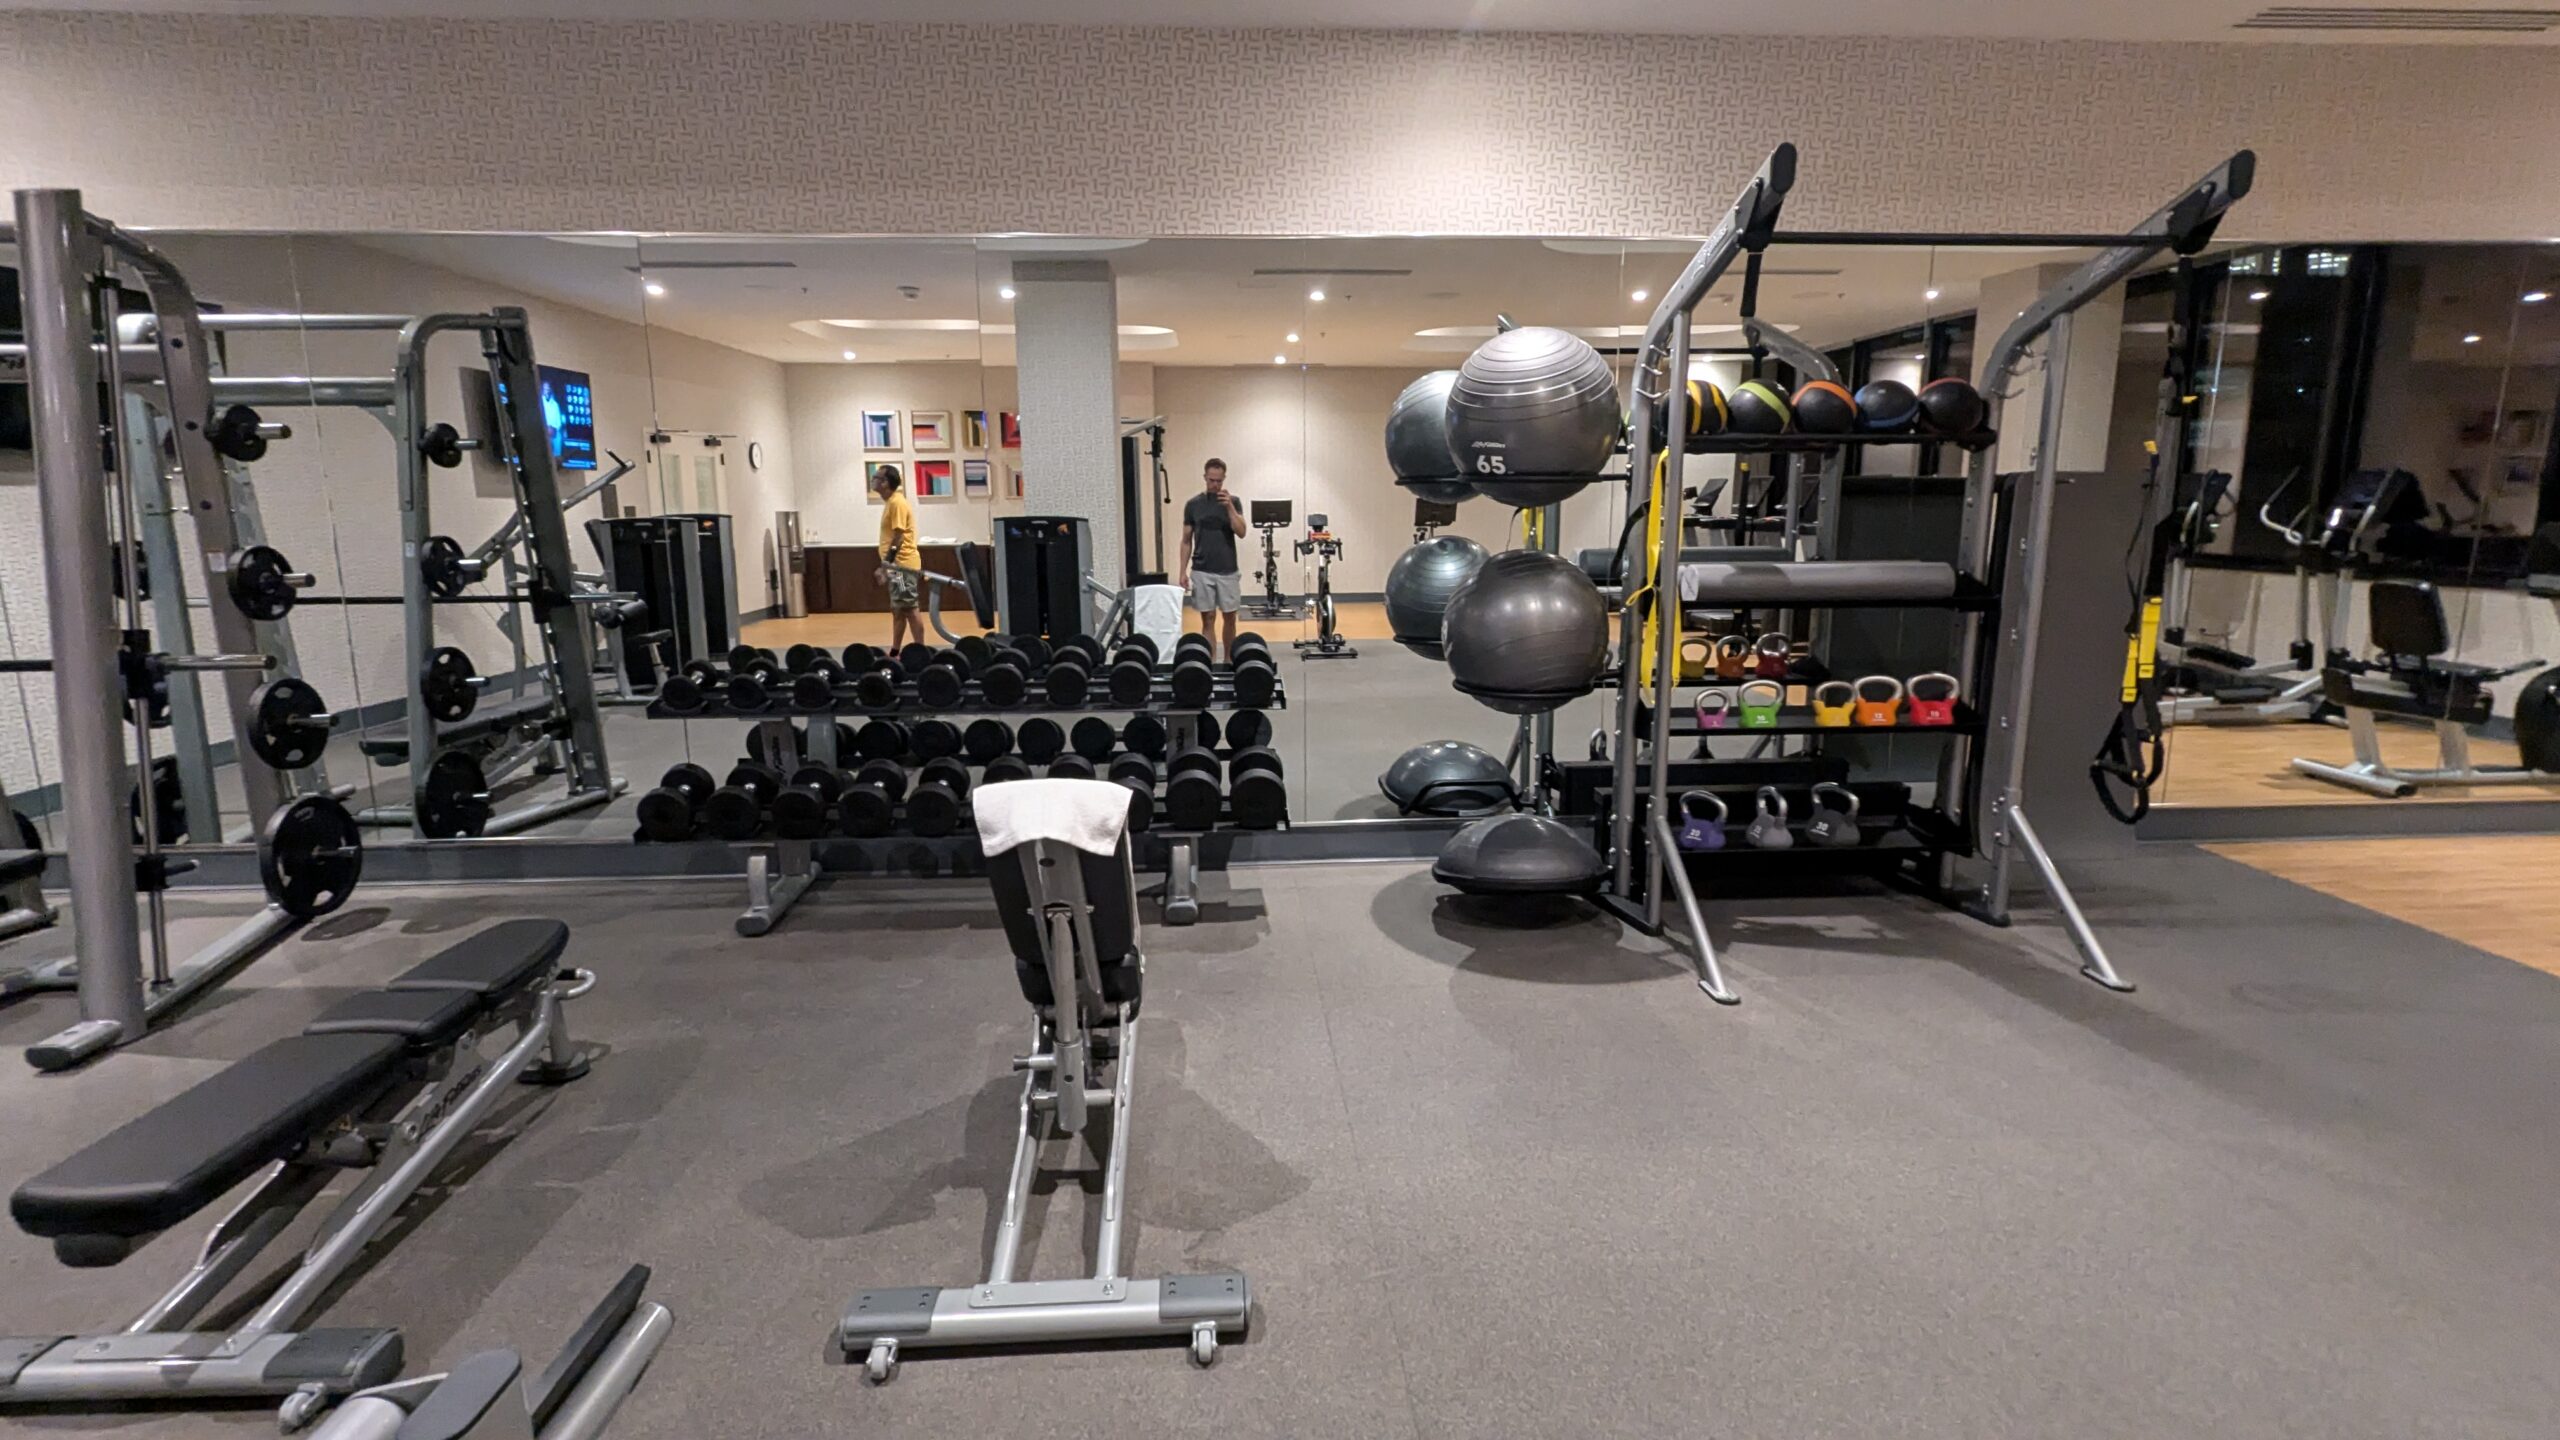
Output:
[2290,579,2553,797]
[1413,496,1460,543]
[1293,513,1357,659]
[0,920,628,1429]
[839,785,1249,1379]
[1243,498,1300,620]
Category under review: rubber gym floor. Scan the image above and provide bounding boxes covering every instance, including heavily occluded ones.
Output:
[2,846,2557,1437]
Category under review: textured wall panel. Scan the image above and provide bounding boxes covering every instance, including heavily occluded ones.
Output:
[0,18,2556,240]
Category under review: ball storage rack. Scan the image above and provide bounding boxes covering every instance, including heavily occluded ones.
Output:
[1572,142,2255,1007]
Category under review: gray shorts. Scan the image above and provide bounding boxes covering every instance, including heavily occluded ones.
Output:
[1188,570,1241,613]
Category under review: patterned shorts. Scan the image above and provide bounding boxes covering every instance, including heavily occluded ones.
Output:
[885,567,921,610]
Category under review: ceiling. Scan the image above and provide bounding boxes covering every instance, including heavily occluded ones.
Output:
[352,232,2107,370]
[16,1,2560,44]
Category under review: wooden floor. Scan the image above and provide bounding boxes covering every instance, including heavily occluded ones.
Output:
[2155,720,2560,808]
[2208,835,2560,979]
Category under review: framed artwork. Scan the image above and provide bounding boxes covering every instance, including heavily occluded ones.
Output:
[962,410,989,450]
[962,458,991,497]
[998,411,1022,449]
[911,409,951,451]
[915,459,954,498]
[861,411,899,450]
[1009,463,1025,498]
[864,460,903,490]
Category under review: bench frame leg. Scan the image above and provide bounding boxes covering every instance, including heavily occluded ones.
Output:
[738,840,819,937]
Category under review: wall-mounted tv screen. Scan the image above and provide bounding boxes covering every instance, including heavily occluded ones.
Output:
[535,364,596,471]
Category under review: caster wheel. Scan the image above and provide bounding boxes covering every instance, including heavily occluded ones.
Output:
[864,1339,899,1385]
[277,1383,329,1432]
[1190,1323,1219,1368]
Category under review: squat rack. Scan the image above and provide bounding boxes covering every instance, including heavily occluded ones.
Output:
[1599,148,2255,1003]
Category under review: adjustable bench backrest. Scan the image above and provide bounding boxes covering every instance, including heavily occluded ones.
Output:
[986,836,1141,1017]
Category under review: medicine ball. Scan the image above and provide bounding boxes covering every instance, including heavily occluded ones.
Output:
[1445,326,1621,506]
[1791,380,1859,436]
[1852,379,1919,431]
[1727,379,1791,435]
[1385,369,1475,505]
[1647,379,1729,447]
[1440,548,1610,714]
[2517,666,2560,773]
[1383,533,1492,653]
[1916,377,1987,437]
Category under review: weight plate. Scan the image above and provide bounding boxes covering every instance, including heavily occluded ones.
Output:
[227,544,303,622]
[1071,716,1117,763]
[258,794,362,919]
[416,751,494,838]
[420,535,473,600]
[247,676,330,771]
[420,646,482,724]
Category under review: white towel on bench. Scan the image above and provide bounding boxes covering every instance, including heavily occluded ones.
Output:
[974,777,1131,859]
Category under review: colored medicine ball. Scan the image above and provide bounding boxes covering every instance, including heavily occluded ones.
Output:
[1916,377,1988,437]
[1851,379,1920,432]
[1790,380,1859,435]
[1648,379,1729,446]
[1727,380,1792,436]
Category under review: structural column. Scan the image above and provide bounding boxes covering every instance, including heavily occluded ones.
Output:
[1011,260,1125,592]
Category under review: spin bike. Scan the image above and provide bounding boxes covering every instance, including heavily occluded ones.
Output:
[1293,513,1356,659]
[1244,498,1301,620]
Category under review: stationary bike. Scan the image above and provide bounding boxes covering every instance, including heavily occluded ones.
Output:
[1294,513,1356,659]
[1243,498,1301,620]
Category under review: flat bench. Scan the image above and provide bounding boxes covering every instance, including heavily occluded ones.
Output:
[1,919,591,1415]
[357,692,559,764]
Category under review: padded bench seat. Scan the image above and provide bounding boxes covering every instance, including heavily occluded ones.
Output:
[0,850,42,885]
[10,1033,406,1248]
[356,692,556,763]
[304,988,480,1047]
[390,919,567,997]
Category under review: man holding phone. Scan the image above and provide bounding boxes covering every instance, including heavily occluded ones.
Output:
[1176,457,1247,661]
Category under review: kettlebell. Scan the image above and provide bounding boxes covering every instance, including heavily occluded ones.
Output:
[1744,786,1793,849]
[1713,634,1751,681]
[1675,790,1727,851]
[1589,727,1610,762]
[1753,631,1792,680]
[1806,783,1862,848]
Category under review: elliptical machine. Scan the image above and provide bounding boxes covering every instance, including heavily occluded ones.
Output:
[1243,498,1301,620]
[1293,513,1356,659]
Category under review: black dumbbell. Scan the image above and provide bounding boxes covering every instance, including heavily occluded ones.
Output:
[1070,716,1118,764]
[838,758,907,838]
[1113,757,1158,833]
[1229,747,1286,830]
[983,754,1034,786]
[855,718,909,763]
[705,761,783,840]
[1045,655,1091,706]
[727,643,762,670]
[841,642,879,673]
[906,757,971,837]
[963,718,1014,765]
[1164,747,1222,830]
[1013,635,1053,670]
[1224,709,1272,750]
[1170,655,1216,708]
[1060,634,1105,668]
[1233,633,1273,663]
[1232,652,1276,707]
[772,765,844,839]
[1122,713,1167,759]
[855,665,899,709]
[899,643,935,676]
[919,663,965,708]
[1046,754,1098,780]
[1109,752,1158,788]
[726,670,773,712]
[954,634,995,668]
[1119,633,1161,667]
[1017,717,1066,764]
[784,642,821,673]
[1191,711,1224,749]
[791,671,837,711]
[635,762,716,842]
[657,674,706,713]
[910,718,963,762]
[980,651,1028,706]
[1108,650,1155,706]
[1172,637,1213,671]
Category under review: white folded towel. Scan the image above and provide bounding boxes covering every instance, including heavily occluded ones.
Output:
[1131,583,1186,658]
[973,777,1130,859]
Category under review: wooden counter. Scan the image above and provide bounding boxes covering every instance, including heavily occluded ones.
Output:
[805,542,967,612]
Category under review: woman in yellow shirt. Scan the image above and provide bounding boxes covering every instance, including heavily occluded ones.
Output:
[872,465,924,653]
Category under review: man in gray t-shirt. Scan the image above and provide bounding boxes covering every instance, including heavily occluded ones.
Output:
[1177,457,1247,661]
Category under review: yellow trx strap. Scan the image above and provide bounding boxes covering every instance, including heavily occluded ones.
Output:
[1638,448,1671,691]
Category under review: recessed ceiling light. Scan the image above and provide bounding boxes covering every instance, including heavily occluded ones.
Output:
[1924,288,1941,302]
[1307,288,1326,302]
[1286,332,1300,343]
[1273,354,1287,364]
[2525,290,2551,304]
[998,285,1016,300]
[2248,289,2271,302]
[841,349,857,360]
[643,281,665,298]
[1630,289,1649,303]
[2462,333,2483,344]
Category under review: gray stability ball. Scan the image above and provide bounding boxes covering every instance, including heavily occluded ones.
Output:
[1440,548,1610,713]
[1386,369,1477,505]
[1379,739,1513,816]
[1432,812,1606,896]
[1445,326,1622,507]
[1383,533,1491,652]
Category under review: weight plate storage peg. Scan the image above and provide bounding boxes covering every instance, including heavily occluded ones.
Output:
[246,676,333,771]
[416,751,495,838]
[258,794,363,919]
[420,647,485,723]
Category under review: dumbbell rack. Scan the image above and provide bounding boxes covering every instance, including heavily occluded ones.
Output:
[638,667,1287,936]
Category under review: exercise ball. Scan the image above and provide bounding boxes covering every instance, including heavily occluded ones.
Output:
[1386,368,1476,504]
[1792,380,1859,435]
[1432,812,1606,896]
[1440,548,1609,713]
[1445,326,1621,506]
[1917,377,1987,436]
[1380,739,1513,817]
[1384,533,1491,654]
[1852,379,1919,431]
[1728,379,1792,435]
